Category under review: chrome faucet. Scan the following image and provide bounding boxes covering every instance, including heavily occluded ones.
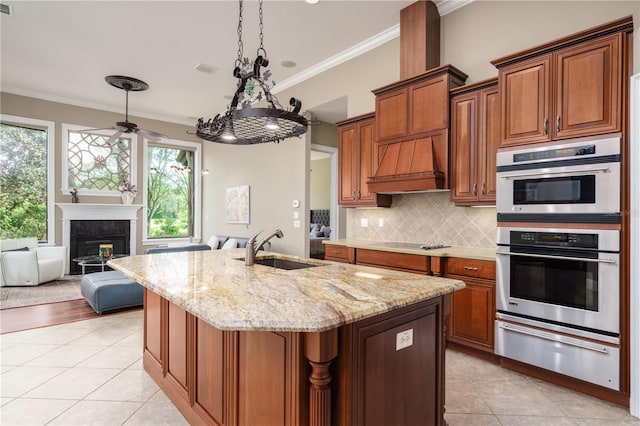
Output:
[245,229,284,266]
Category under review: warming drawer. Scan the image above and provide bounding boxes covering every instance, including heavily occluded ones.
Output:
[495,319,620,390]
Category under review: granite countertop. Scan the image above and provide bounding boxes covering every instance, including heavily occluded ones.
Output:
[324,239,496,261]
[108,249,464,333]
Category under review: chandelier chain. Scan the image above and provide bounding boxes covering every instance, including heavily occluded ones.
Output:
[236,0,244,66]
[258,0,266,56]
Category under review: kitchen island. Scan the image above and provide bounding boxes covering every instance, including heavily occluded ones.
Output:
[108,249,464,425]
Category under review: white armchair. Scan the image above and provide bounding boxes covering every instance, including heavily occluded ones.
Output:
[0,238,66,287]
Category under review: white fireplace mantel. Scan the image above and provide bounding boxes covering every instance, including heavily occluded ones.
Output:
[56,203,143,274]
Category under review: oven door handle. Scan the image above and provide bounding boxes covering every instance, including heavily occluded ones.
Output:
[498,166,611,179]
[498,323,611,354]
[496,251,618,264]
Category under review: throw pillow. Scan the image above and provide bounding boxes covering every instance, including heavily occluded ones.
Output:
[221,238,238,249]
[310,230,323,238]
[320,225,331,238]
[207,236,220,250]
[310,223,320,232]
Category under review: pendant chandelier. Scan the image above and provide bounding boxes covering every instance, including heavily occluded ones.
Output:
[196,0,308,145]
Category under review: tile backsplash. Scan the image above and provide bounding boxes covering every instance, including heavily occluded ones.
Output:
[347,191,496,249]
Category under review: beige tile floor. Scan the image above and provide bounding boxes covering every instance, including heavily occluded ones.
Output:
[445,349,639,425]
[0,310,638,425]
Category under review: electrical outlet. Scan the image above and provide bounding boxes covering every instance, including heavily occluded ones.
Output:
[292,199,300,208]
[378,218,384,227]
[360,218,368,228]
[396,329,413,351]
[293,220,301,228]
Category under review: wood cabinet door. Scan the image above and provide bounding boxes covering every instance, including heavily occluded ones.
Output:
[409,75,448,135]
[167,302,189,393]
[450,91,478,203]
[338,124,357,206]
[554,34,620,139]
[357,119,377,204]
[375,88,408,142]
[500,55,551,146]
[478,86,500,203]
[144,289,163,364]
[447,276,495,352]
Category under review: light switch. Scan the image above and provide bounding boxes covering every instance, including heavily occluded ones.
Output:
[378,218,384,227]
[293,211,299,219]
[360,218,368,228]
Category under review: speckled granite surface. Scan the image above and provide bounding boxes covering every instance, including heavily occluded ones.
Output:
[108,249,464,333]
[324,239,497,261]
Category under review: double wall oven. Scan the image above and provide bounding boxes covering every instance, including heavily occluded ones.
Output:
[495,134,622,391]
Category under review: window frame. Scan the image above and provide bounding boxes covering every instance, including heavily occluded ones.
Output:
[142,137,202,245]
[61,123,138,197]
[0,114,56,245]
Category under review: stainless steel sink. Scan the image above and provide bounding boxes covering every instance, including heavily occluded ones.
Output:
[240,257,320,270]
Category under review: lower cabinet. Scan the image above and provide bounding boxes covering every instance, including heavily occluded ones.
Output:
[143,288,446,425]
[444,258,496,353]
[324,244,355,264]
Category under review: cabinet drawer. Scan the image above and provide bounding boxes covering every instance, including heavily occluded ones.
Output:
[324,244,354,263]
[446,258,495,280]
[356,249,428,274]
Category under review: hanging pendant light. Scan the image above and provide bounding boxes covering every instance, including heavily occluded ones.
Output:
[196,0,308,145]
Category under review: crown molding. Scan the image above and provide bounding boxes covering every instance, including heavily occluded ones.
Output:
[436,0,474,16]
[272,24,400,94]
[1,86,194,126]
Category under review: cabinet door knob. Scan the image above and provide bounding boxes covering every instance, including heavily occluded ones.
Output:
[556,116,561,133]
[543,117,548,135]
[472,183,477,196]
[481,182,486,196]
[464,266,479,271]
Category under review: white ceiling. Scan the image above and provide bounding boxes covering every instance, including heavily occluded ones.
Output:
[0,0,469,126]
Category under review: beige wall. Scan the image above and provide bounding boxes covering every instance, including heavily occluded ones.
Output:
[201,137,308,256]
[310,158,331,210]
[0,92,199,255]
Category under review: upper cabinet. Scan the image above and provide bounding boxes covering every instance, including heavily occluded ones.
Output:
[337,113,392,208]
[492,17,632,147]
[368,65,468,193]
[450,79,500,206]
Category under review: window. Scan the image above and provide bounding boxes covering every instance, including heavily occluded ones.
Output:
[0,115,55,243]
[61,123,137,196]
[143,139,202,243]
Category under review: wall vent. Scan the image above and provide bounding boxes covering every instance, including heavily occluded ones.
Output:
[0,3,12,16]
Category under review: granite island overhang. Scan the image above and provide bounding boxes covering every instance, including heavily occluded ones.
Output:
[108,249,465,425]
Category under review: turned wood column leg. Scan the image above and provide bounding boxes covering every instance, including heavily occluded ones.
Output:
[304,329,338,426]
[308,360,332,426]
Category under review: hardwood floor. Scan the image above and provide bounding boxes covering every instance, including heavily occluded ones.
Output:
[0,299,141,334]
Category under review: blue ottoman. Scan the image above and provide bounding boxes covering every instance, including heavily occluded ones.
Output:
[80,271,143,314]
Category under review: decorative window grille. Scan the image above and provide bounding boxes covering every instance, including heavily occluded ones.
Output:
[62,124,137,196]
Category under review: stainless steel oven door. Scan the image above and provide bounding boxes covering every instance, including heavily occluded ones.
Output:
[496,229,620,335]
[496,161,620,215]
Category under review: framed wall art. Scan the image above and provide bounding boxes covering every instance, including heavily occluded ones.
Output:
[225,185,250,224]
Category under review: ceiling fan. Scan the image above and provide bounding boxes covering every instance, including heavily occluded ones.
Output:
[81,75,167,144]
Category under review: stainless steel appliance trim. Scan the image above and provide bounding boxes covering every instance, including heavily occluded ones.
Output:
[497,322,609,354]
[495,319,620,391]
[495,312,620,344]
[496,227,620,251]
[496,251,618,264]
[496,133,621,167]
[498,165,612,179]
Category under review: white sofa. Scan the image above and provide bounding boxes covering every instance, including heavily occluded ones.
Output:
[0,238,66,287]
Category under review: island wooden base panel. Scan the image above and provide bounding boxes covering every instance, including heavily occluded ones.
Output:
[143,289,447,425]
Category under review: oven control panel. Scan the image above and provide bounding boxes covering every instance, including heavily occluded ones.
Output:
[510,230,598,249]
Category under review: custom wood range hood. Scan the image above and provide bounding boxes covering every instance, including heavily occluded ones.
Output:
[367,1,467,193]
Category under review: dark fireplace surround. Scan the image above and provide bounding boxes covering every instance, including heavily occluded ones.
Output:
[69,220,130,274]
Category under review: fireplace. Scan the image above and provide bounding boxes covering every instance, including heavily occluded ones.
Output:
[69,220,130,274]
[56,203,142,275]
